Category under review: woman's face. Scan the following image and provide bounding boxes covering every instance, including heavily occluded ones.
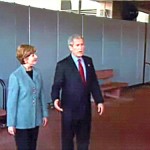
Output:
[24,53,38,67]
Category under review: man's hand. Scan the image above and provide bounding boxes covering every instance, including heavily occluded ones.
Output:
[54,99,63,112]
[97,103,104,115]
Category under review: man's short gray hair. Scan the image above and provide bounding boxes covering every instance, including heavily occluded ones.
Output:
[68,34,84,46]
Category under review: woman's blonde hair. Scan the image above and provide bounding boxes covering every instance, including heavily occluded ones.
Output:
[16,44,36,64]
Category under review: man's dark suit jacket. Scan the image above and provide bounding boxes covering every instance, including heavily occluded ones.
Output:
[51,55,104,120]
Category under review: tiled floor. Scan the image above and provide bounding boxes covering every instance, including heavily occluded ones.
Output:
[1,85,150,150]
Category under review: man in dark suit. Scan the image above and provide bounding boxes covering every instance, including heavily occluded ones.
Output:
[51,34,104,150]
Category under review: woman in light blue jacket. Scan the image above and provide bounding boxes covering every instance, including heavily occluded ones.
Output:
[7,44,48,150]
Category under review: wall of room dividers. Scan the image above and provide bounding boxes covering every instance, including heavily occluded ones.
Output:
[0,1,150,103]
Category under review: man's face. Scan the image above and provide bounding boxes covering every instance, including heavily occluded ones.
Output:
[69,38,85,58]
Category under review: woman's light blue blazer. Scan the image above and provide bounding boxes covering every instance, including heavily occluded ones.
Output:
[7,65,48,129]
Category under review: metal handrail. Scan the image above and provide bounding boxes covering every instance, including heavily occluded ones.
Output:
[0,79,6,110]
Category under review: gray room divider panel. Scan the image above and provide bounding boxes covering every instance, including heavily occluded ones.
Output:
[30,7,57,103]
[0,2,28,82]
[83,15,145,85]
[0,2,16,81]
[103,19,122,71]
[120,21,145,85]
[0,82,3,108]
[15,4,29,48]
[134,22,145,84]
[82,15,104,70]
[58,11,82,61]
[145,24,150,83]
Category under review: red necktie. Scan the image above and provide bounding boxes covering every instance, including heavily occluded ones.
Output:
[78,59,86,84]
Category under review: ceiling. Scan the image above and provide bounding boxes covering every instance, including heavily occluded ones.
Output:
[91,0,150,13]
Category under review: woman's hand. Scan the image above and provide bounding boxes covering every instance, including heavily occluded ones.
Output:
[8,126,16,136]
[43,117,48,126]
